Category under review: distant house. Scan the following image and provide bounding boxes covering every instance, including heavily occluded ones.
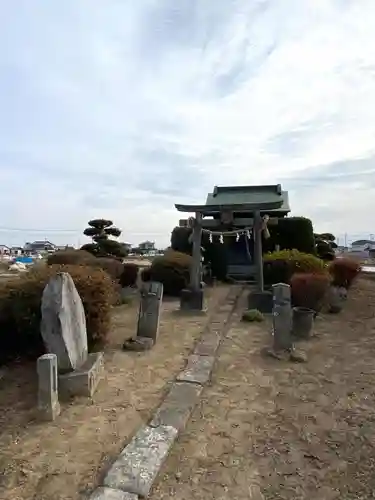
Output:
[0,245,10,255]
[10,246,23,256]
[24,240,57,253]
[138,241,155,252]
[351,239,375,252]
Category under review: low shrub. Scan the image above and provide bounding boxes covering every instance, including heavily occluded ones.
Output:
[242,309,264,322]
[94,257,124,280]
[120,263,139,287]
[329,258,361,289]
[147,250,192,296]
[0,264,115,366]
[47,250,96,266]
[263,249,327,285]
[290,273,331,312]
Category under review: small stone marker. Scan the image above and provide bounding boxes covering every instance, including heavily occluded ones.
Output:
[272,283,293,352]
[37,353,60,421]
[41,272,88,372]
[266,283,306,362]
[136,281,163,343]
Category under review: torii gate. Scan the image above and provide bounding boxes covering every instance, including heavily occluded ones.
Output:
[174,199,282,311]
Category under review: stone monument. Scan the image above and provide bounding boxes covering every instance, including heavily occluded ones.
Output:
[41,272,88,372]
[272,283,293,352]
[137,281,163,341]
[41,272,104,398]
[267,283,306,362]
[123,281,163,352]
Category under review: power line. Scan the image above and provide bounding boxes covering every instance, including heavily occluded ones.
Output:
[0,226,80,233]
[0,226,169,236]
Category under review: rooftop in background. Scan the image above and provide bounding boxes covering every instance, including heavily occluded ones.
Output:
[24,240,57,251]
[138,240,155,249]
[175,184,290,214]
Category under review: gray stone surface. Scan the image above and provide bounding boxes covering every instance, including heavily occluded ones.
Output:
[292,306,314,339]
[149,382,202,431]
[210,319,225,327]
[103,425,178,497]
[122,337,154,351]
[89,487,138,500]
[59,351,104,398]
[180,288,204,312]
[37,353,60,421]
[338,286,348,300]
[327,285,345,313]
[194,330,221,356]
[248,290,273,314]
[137,281,163,342]
[41,272,88,372]
[176,354,215,385]
[272,283,293,351]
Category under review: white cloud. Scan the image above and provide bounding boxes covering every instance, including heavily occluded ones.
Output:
[0,0,375,247]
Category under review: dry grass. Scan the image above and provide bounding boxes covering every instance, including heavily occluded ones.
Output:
[150,276,375,500]
[0,285,229,500]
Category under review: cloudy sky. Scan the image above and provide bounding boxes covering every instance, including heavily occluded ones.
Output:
[1,0,374,248]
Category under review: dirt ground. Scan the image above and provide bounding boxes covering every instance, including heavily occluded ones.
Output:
[0,285,229,500]
[123,257,152,268]
[150,275,375,500]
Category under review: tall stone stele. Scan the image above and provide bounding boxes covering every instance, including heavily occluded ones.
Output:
[41,272,88,373]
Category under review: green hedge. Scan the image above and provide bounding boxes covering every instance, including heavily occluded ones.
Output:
[0,265,115,366]
[276,217,316,254]
[146,250,192,296]
[47,249,97,266]
[263,249,327,285]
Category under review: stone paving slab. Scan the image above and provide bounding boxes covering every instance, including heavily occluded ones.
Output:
[149,382,202,431]
[89,487,138,500]
[210,316,228,327]
[194,330,221,357]
[176,354,215,385]
[103,425,178,498]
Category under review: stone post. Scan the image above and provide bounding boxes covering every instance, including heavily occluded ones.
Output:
[253,211,264,292]
[137,281,163,343]
[190,211,203,291]
[37,353,60,421]
[272,283,293,352]
[180,212,204,311]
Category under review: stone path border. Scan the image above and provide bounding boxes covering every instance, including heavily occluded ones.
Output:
[88,285,244,499]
